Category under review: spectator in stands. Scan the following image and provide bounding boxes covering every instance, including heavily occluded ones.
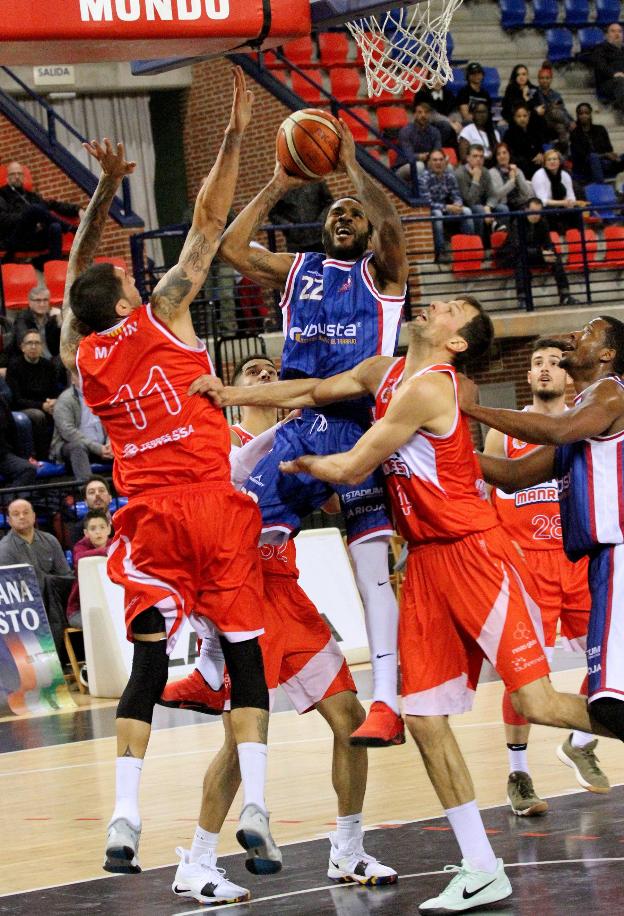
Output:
[69,475,114,545]
[456,62,492,124]
[592,23,624,114]
[502,104,548,179]
[10,286,61,362]
[534,64,575,155]
[489,142,533,210]
[0,392,37,489]
[268,181,333,252]
[50,371,112,481]
[0,498,73,663]
[532,148,585,231]
[65,508,112,629]
[397,101,442,180]
[570,102,624,184]
[0,162,83,269]
[416,78,461,148]
[455,143,509,241]
[496,197,579,307]
[458,101,501,165]
[419,150,475,261]
[502,64,544,126]
[6,329,59,460]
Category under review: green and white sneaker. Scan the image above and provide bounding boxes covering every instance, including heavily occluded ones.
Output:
[419,858,512,913]
[507,771,549,816]
[556,735,610,793]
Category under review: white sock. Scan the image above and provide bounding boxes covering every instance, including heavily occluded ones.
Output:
[445,800,498,874]
[335,813,363,848]
[111,757,143,829]
[571,730,595,748]
[237,742,268,813]
[507,743,529,774]
[349,538,400,713]
[190,826,219,863]
[196,633,225,690]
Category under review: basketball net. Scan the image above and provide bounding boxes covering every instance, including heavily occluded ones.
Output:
[346,0,463,97]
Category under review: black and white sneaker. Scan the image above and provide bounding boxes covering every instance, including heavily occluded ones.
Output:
[172,847,250,905]
[327,832,397,885]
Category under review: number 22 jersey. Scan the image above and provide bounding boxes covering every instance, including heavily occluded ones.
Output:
[77,303,231,496]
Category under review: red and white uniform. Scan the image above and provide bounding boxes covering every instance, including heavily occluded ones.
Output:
[76,304,264,649]
[231,422,355,713]
[376,359,550,715]
[491,430,591,650]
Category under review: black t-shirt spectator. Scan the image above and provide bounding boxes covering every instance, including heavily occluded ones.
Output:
[503,117,549,178]
[455,86,492,115]
[6,354,58,410]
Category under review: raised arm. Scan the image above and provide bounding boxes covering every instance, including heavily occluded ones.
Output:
[150,66,252,335]
[218,163,304,290]
[60,139,136,370]
[337,120,409,293]
[459,375,624,445]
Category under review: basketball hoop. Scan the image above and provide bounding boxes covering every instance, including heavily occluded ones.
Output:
[345,1,463,97]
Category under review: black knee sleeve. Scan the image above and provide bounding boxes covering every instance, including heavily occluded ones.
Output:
[116,609,168,724]
[589,697,624,741]
[220,636,269,711]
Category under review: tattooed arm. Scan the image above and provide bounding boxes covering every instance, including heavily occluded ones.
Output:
[151,67,253,342]
[60,139,136,369]
[218,161,311,290]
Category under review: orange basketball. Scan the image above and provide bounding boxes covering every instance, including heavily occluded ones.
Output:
[276,108,341,179]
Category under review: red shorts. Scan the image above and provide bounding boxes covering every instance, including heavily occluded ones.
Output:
[107,482,264,652]
[400,526,550,716]
[523,548,590,650]
[261,572,355,714]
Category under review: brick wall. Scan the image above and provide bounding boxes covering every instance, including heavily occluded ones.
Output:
[0,116,137,262]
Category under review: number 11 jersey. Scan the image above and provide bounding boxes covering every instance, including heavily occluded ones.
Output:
[77,303,231,496]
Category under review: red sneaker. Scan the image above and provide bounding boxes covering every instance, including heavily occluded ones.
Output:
[349,701,405,747]
[159,668,228,715]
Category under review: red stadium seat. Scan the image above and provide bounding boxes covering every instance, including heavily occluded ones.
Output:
[340,107,375,143]
[0,263,38,311]
[282,36,315,65]
[329,68,362,105]
[450,234,484,276]
[43,260,69,306]
[565,228,599,270]
[291,69,326,104]
[601,225,624,269]
[442,146,458,167]
[376,106,409,133]
[549,230,563,257]
[318,32,350,67]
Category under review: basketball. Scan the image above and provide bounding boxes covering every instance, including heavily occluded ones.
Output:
[276,109,341,180]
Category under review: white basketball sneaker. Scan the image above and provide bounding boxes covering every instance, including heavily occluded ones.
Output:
[103,818,141,874]
[172,847,250,905]
[419,858,512,912]
[327,832,398,886]
[236,803,283,875]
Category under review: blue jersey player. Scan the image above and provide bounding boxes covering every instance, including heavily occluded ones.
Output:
[217,121,410,746]
[460,315,624,750]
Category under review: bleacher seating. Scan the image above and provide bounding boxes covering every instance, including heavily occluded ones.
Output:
[563,0,589,28]
[318,32,351,67]
[546,27,574,62]
[377,106,410,134]
[43,260,69,306]
[482,66,501,97]
[565,227,599,269]
[532,0,559,29]
[585,183,619,222]
[602,225,624,268]
[578,26,604,53]
[595,0,621,26]
[500,0,526,29]
[451,234,485,276]
[291,68,325,104]
[0,263,38,310]
[340,107,376,142]
[329,68,362,105]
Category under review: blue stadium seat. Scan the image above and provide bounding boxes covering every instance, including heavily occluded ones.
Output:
[451,67,467,91]
[36,462,66,479]
[11,411,34,459]
[564,0,589,27]
[585,183,618,221]
[482,66,500,97]
[546,28,574,62]
[532,0,559,28]
[578,26,605,53]
[73,496,128,520]
[595,0,621,26]
[500,0,526,29]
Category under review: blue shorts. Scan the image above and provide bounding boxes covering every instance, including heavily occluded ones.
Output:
[587,543,624,702]
[243,408,392,545]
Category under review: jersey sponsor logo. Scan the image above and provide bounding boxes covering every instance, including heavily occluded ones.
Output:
[587,645,601,659]
[511,438,527,450]
[382,454,411,480]
[511,654,545,673]
[289,321,357,344]
[338,277,352,294]
[557,470,572,499]
[79,0,230,23]
[341,486,384,503]
[122,423,194,458]
[515,484,559,506]
[587,663,601,675]
[248,474,264,487]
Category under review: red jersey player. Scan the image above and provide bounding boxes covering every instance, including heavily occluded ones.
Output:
[59,69,281,881]
[485,338,609,817]
[192,296,612,913]
[164,353,396,905]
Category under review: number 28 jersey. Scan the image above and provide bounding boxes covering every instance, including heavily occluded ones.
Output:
[491,432,561,551]
[77,303,231,497]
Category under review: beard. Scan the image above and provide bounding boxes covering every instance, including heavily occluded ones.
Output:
[534,386,565,402]
[321,226,370,261]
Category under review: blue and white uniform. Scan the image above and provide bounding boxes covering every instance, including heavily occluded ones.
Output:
[244,251,405,544]
[555,376,624,701]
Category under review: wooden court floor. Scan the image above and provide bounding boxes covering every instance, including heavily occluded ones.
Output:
[0,666,622,898]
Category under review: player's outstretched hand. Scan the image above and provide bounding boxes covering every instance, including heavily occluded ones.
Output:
[280,456,312,475]
[83,139,136,179]
[228,65,253,136]
[188,374,227,405]
[456,373,480,416]
[272,159,310,190]
[337,119,358,174]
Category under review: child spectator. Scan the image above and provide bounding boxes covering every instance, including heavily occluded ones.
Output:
[66,508,112,629]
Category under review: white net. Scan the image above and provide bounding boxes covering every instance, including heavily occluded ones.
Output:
[346,1,463,97]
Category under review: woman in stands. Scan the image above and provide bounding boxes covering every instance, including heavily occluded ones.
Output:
[489,142,533,210]
[531,148,586,231]
[502,104,549,179]
[502,64,545,125]
[458,101,500,165]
